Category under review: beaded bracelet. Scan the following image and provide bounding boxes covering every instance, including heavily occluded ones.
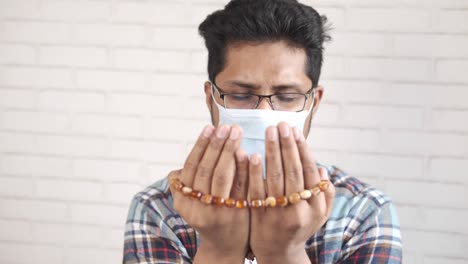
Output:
[170,177,330,209]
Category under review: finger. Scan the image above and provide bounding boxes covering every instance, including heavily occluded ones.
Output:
[211,125,243,198]
[168,169,193,217]
[278,122,304,195]
[265,126,284,197]
[295,126,320,190]
[181,125,215,186]
[320,167,335,218]
[168,169,182,195]
[193,125,230,194]
[248,153,266,201]
[231,149,249,200]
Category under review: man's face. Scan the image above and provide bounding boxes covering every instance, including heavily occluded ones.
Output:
[204,40,324,137]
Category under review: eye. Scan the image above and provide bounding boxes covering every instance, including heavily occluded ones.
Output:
[229,94,256,101]
[275,94,301,102]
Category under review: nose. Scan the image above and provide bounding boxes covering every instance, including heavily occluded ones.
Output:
[256,97,274,110]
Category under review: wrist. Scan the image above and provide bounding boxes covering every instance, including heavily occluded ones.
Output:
[255,246,310,264]
[194,241,246,264]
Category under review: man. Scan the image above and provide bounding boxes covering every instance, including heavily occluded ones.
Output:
[123,0,403,263]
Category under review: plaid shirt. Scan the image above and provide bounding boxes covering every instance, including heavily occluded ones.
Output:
[123,165,403,263]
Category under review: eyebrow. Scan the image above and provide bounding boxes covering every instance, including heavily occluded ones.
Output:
[226,80,303,92]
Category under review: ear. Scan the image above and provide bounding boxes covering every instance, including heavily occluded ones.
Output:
[302,85,324,138]
[311,85,324,117]
[204,81,213,111]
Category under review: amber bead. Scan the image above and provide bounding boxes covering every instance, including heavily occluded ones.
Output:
[264,197,277,207]
[190,190,202,199]
[170,178,184,191]
[299,190,312,200]
[182,186,192,196]
[236,199,248,209]
[251,199,264,208]
[201,194,213,204]
[169,178,175,185]
[212,196,225,206]
[311,187,321,196]
[225,198,236,208]
[277,196,288,207]
[288,192,301,204]
[319,180,329,192]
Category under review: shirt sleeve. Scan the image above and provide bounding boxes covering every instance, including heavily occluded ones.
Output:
[123,195,191,264]
[338,201,403,264]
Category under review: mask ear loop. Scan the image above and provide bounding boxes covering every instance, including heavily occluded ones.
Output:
[209,81,226,109]
[209,80,215,99]
[311,88,317,112]
[303,88,316,115]
[307,88,318,128]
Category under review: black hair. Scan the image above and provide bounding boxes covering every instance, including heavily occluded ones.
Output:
[198,0,331,88]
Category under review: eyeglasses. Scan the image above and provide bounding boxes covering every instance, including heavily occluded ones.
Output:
[211,81,315,112]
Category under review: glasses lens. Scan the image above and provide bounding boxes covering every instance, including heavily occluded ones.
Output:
[271,94,306,111]
[224,94,259,109]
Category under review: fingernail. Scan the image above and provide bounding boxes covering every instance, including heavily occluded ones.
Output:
[236,150,245,162]
[279,124,290,138]
[320,167,329,180]
[230,127,239,140]
[293,127,301,141]
[202,125,214,138]
[216,125,228,139]
[251,154,260,165]
[267,127,278,141]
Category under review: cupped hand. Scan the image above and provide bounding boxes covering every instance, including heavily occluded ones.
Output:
[169,124,250,264]
[248,122,335,264]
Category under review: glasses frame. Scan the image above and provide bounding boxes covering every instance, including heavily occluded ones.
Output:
[211,81,316,112]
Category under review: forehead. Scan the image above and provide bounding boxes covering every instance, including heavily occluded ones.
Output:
[216,41,311,87]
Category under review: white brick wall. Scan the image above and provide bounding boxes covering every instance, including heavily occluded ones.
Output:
[0,0,467,263]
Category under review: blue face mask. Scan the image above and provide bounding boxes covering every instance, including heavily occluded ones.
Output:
[211,82,314,176]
